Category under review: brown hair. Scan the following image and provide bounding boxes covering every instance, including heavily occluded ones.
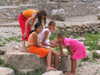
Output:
[57,32,65,38]
[36,10,47,25]
[48,21,56,26]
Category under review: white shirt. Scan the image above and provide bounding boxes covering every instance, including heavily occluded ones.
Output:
[40,28,51,48]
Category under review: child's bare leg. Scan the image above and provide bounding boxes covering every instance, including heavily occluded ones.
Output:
[70,59,76,75]
[21,40,28,52]
[50,48,59,69]
[46,50,56,71]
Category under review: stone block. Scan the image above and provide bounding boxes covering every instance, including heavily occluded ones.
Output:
[4,51,47,74]
[57,56,81,71]
[42,70,64,75]
[0,67,15,75]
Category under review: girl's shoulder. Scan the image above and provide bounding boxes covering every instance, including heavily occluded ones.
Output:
[32,32,38,36]
[42,28,49,32]
[64,37,72,42]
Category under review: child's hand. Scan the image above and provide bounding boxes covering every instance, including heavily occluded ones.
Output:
[70,56,73,60]
[50,42,58,47]
[50,44,57,48]
[24,32,27,37]
[50,42,57,45]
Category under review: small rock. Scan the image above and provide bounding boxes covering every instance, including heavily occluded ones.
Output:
[0,67,15,75]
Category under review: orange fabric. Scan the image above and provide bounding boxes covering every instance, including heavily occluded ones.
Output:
[29,46,49,58]
[23,9,38,18]
[28,32,35,45]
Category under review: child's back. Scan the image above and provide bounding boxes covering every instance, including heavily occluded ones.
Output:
[62,37,83,51]
[40,28,51,48]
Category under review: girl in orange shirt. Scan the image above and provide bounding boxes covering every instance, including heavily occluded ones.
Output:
[28,23,56,71]
[18,9,47,52]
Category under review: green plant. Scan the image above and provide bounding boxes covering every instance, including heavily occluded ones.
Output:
[93,52,100,58]
[54,46,60,53]
[9,66,17,72]
[81,55,89,61]
[0,42,6,47]
[84,33,100,51]
[88,58,97,62]
[0,59,4,66]
[73,35,79,39]
[79,63,83,67]
[18,68,44,75]
[50,33,58,41]
[4,36,21,42]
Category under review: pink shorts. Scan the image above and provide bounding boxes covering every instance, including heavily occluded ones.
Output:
[18,13,31,41]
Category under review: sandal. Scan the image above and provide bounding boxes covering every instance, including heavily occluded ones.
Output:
[60,55,69,58]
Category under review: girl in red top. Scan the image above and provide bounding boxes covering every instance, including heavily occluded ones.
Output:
[18,9,47,52]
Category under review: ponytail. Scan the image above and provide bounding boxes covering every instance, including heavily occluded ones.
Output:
[30,23,43,34]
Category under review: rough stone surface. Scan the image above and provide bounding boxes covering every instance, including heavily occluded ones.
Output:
[0,67,15,75]
[51,9,65,21]
[4,51,47,74]
[42,70,64,75]
[57,56,81,71]
[86,50,93,59]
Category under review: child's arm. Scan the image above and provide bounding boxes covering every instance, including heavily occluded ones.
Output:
[33,33,44,47]
[31,13,36,29]
[59,42,64,55]
[42,31,56,47]
[24,13,36,37]
[51,38,68,56]
[59,42,69,56]
[66,45,73,58]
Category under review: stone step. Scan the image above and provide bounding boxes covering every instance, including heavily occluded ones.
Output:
[0,0,48,6]
[4,50,47,73]
[0,21,19,27]
[16,69,34,75]
[4,50,81,74]
[0,5,38,24]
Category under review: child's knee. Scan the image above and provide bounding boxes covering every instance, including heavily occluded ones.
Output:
[56,53,59,57]
[48,50,52,53]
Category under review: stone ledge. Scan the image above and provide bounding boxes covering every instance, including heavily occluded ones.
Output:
[4,50,81,74]
[42,70,64,75]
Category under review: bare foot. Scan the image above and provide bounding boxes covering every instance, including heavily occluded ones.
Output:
[20,48,29,52]
[46,67,57,71]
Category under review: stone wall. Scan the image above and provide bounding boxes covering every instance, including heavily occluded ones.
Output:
[49,0,100,2]
[0,1,100,24]
[0,0,48,6]
[38,2,100,17]
[56,22,100,35]
[0,5,38,23]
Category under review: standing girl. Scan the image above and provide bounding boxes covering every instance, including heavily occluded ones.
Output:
[28,23,56,71]
[57,32,86,75]
[18,9,47,52]
[40,21,59,69]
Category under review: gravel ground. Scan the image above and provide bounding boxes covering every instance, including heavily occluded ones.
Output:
[76,59,100,75]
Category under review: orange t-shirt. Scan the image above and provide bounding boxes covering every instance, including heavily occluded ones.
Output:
[23,9,38,18]
[28,32,35,45]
